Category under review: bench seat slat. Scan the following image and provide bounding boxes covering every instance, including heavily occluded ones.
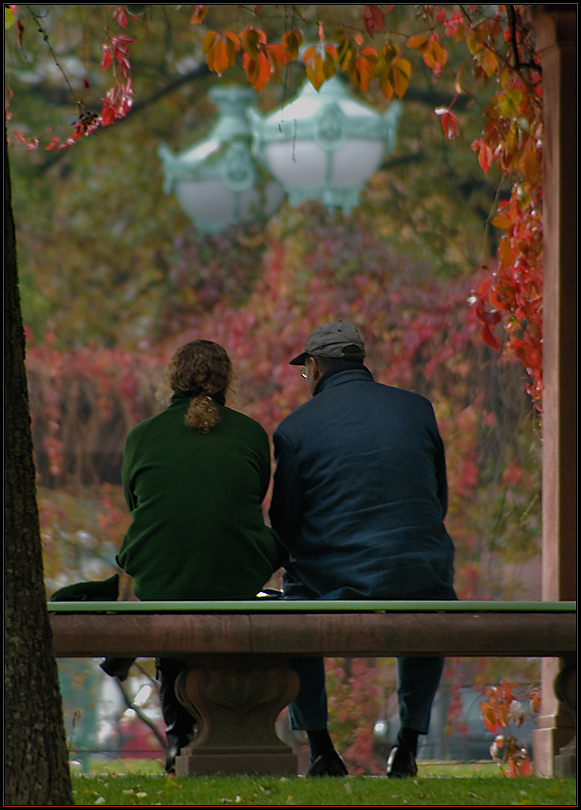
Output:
[47,599,577,613]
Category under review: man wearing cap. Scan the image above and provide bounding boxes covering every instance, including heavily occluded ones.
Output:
[269,321,456,777]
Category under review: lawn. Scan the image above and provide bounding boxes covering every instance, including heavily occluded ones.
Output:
[71,762,577,806]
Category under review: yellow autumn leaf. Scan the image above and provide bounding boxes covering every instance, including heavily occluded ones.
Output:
[203,30,219,54]
[430,39,448,67]
[492,213,513,229]
[499,237,517,267]
[454,65,463,95]
[355,58,372,92]
[481,47,498,77]
[392,59,411,98]
[519,143,541,184]
[305,53,326,91]
[282,29,303,61]
[407,34,427,49]
[379,71,394,101]
[5,6,15,28]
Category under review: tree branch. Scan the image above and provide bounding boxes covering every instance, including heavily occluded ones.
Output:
[128,63,211,117]
[115,677,166,749]
[36,63,211,174]
[506,4,520,70]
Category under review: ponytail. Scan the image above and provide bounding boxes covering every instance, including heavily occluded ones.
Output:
[185,394,220,433]
[157,340,233,433]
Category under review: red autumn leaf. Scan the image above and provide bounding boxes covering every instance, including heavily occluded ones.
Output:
[190,4,210,24]
[16,17,24,48]
[506,759,517,777]
[101,105,116,126]
[478,278,490,297]
[488,286,509,312]
[472,139,494,174]
[113,5,127,29]
[268,43,288,66]
[481,324,501,352]
[281,29,303,61]
[517,757,532,777]
[243,51,272,92]
[240,26,265,59]
[481,704,498,734]
[364,4,385,39]
[100,47,112,70]
[436,108,460,140]
[350,56,374,92]
[204,31,240,75]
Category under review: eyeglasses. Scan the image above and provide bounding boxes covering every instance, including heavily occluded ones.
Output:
[300,357,311,378]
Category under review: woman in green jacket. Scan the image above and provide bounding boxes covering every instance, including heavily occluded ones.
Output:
[117,340,282,771]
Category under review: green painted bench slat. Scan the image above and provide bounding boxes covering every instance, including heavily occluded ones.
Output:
[47,599,577,613]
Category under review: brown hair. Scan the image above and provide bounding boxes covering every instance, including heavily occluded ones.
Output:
[156,341,233,433]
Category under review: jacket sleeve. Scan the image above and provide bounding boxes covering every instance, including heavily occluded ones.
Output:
[434,432,448,519]
[426,403,448,520]
[256,424,273,504]
[268,429,303,553]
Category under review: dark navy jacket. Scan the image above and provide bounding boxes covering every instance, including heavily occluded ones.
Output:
[269,364,456,601]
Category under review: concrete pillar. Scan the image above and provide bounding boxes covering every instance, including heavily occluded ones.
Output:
[524,4,577,777]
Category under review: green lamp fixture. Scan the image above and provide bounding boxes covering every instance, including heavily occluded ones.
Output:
[159,85,285,233]
[249,75,402,214]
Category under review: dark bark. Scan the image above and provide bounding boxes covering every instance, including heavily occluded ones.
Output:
[4,123,74,805]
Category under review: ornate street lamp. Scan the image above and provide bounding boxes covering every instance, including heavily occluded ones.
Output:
[159,85,285,233]
[249,75,402,214]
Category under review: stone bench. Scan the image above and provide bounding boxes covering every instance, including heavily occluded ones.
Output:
[48,600,576,776]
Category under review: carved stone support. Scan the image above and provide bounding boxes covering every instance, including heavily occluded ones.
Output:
[173,654,299,775]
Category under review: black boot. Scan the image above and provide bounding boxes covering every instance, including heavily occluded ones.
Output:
[158,658,197,774]
[100,657,135,681]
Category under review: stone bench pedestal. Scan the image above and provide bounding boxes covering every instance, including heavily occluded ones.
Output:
[174,654,299,775]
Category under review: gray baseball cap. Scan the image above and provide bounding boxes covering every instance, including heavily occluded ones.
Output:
[289,321,365,365]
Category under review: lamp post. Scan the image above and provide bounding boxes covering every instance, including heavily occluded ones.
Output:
[249,75,402,214]
[159,85,285,233]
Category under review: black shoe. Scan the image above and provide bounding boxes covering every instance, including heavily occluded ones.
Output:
[386,746,418,778]
[307,750,348,776]
[165,732,194,774]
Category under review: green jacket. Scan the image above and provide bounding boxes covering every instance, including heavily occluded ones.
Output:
[118,391,281,601]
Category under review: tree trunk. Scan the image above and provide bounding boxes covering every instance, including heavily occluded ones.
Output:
[4,124,74,805]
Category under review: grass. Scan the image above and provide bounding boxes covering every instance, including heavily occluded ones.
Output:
[70,761,577,806]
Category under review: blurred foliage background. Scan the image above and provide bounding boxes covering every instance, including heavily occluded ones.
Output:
[6,4,541,773]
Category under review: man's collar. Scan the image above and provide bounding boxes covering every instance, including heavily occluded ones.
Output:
[313,362,373,396]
